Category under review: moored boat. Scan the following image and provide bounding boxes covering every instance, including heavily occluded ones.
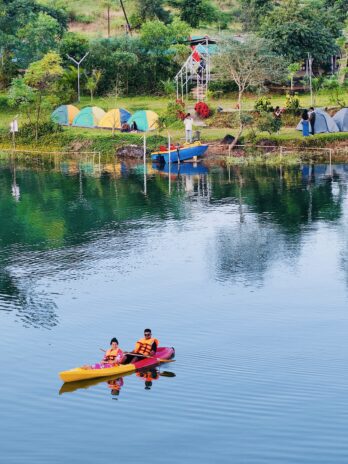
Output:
[151,141,208,164]
[59,347,175,383]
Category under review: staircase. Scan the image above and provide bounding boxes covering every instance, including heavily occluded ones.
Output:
[174,43,211,102]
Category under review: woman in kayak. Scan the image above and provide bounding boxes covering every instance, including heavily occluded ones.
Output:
[101,337,124,367]
[82,338,124,370]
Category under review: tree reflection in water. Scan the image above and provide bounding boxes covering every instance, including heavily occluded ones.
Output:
[0,157,347,326]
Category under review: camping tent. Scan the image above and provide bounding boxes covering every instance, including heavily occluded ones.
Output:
[72,107,106,128]
[297,108,339,133]
[127,110,159,132]
[98,108,131,130]
[333,108,348,132]
[51,105,79,125]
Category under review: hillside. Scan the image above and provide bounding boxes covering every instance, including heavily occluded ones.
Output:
[39,0,238,38]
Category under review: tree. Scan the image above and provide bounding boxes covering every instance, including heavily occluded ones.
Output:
[0,0,67,69]
[8,52,64,141]
[133,0,171,26]
[259,0,339,64]
[17,12,61,65]
[103,0,115,37]
[217,36,287,146]
[238,0,273,31]
[287,62,302,90]
[337,20,348,84]
[59,32,89,65]
[178,0,219,28]
[86,69,102,102]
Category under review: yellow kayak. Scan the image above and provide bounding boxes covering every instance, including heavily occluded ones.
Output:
[59,347,175,383]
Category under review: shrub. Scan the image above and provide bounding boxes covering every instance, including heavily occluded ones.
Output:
[254,96,273,112]
[19,121,63,141]
[256,112,282,134]
[195,101,211,118]
[285,93,300,111]
[164,100,186,125]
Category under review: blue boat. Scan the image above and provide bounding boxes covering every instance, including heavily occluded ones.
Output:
[152,162,208,176]
[151,142,208,164]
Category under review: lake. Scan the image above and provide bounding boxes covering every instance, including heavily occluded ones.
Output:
[1,156,348,463]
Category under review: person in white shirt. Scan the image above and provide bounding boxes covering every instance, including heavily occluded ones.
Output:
[184,113,193,143]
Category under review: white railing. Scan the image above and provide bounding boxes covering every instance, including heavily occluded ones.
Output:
[175,43,211,102]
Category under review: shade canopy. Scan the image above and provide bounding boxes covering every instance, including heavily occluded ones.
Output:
[72,107,106,128]
[51,105,79,125]
[98,108,131,129]
[333,108,348,132]
[127,110,159,132]
[296,108,339,133]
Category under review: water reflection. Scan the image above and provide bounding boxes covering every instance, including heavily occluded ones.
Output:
[1,156,348,327]
[59,368,176,397]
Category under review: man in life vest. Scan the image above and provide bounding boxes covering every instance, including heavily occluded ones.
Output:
[136,368,160,390]
[124,329,159,364]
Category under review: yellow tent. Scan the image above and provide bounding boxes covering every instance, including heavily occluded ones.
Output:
[98,108,131,130]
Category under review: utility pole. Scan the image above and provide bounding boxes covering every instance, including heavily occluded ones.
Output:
[120,0,132,35]
[67,52,89,102]
[307,52,313,106]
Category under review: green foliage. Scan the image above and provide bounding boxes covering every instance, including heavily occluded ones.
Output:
[86,69,102,102]
[132,0,171,26]
[24,52,64,90]
[285,94,300,112]
[161,79,176,96]
[259,0,340,64]
[256,111,282,134]
[164,100,186,125]
[19,121,62,140]
[218,36,288,106]
[59,32,89,65]
[178,0,219,27]
[254,96,273,112]
[9,52,64,141]
[0,0,67,69]
[322,76,346,107]
[17,12,62,64]
[238,0,273,30]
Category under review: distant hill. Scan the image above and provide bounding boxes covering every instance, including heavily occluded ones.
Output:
[38,0,238,38]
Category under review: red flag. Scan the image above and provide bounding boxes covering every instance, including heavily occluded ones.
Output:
[191,46,201,62]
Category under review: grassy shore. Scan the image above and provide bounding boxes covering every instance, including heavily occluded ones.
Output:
[1,90,348,154]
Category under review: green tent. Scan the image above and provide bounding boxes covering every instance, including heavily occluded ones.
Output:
[72,107,106,128]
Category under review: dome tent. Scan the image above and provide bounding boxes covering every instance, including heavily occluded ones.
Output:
[51,105,79,125]
[127,110,159,132]
[98,108,131,130]
[297,108,339,133]
[72,107,105,128]
[333,108,348,132]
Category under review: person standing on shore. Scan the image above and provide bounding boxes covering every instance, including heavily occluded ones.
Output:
[308,107,316,135]
[301,109,310,137]
[184,113,193,144]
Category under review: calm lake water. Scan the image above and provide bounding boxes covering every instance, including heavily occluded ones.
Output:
[1,156,348,463]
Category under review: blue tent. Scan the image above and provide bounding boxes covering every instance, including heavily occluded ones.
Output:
[333,108,348,132]
[297,109,339,133]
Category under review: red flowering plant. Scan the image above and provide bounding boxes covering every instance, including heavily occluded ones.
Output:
[176,99,186,120]
[194,101,211,118]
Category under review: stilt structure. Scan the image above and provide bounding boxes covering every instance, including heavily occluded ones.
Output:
[174,36,217,102]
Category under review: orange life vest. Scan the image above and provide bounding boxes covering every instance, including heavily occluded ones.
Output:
[104,348,120,361]
[134,338,159,356]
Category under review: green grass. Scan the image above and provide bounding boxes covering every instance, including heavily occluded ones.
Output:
[1,90,348,150]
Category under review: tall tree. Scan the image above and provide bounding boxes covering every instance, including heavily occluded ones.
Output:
[178,0,218,27]
[133,0,171,26]
[238,0,273,31]
[8,52,64,140]
[259,0,340,64]
[217,36,287,145]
